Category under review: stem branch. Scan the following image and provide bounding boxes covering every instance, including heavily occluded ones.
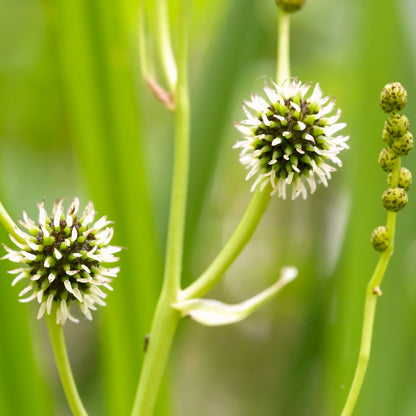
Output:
[181,189,271,300]
[131,1,191,414]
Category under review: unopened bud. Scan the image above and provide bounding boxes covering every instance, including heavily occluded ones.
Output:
[275,0,306,13]
[382,128,394,147]
[382,187,408,212]
[384,114,409,138]
[391,132,414,156]
[380,82,408,114]
[388,167,412,191]
[371,226,389,252]
[378,148,398,172]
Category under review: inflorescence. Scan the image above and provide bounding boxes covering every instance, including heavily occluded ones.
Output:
[371,82,413,251]
[2,198,121,324]
[234,79,349,200]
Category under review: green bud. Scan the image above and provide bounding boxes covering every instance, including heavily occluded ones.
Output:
[378,148,398,172]
[384,114,409,138]
[382,187,408,212]
[391,131,414,156]
[275,0,306,13]
[382,128,395,147]
[388,167,412,191]
[380,82,408,114]
[371,226,389,252]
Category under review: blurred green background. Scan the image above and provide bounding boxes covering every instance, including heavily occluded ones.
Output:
[1,0,416,415]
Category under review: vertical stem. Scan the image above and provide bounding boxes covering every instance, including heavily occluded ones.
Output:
[277,10,290,84]
[154,0,178,91]
[45,315,88,416]
[341,161,400,416]
[131,1,191,415]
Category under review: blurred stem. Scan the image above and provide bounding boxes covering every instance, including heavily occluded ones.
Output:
[0,202,23,243]
[277,10,290,84]
[45,314,88,416]
[139,0,175,110]
[181,6,291,301]
[341,160,401,416]
[155,0,177,92]
[131,1,191,415]
[180,188,271,300]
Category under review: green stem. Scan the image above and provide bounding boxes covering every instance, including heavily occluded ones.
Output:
[45,315,88,416]
[131,1,191,415]
[154,0,177,91]
[277,10,290,84]
[180,189,271,301]
[341,160,401,416]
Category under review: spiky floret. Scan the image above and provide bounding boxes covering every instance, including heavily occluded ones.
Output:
[234,79,349,200]
[2,198,121,325]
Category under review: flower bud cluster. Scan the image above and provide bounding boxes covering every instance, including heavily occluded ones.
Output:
[372,83,413,252]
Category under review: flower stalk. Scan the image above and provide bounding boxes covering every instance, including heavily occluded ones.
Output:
[341,82,412,415]
[45,314,88,416]
[180,188,271,301]
[131,0,191,414]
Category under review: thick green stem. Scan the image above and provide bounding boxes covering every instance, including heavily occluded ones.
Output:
[180,189,271,300]
[341,160,401,416]
[45,315,88,416]
[131,1,191,415]
[277,10,290,84]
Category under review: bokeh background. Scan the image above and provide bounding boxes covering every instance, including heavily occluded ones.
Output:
[1,0,416,415]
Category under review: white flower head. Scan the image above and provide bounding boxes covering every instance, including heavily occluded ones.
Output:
[234,79,349,200]
[2,198,121,325]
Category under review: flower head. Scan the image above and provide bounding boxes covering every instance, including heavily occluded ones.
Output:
[2,198,121,324]
[234,79,349,199]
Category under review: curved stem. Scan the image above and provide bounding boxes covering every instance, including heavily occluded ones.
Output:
[131,1,191,415]
[45,315,88,416]
[277,10,290,84]
[180,189,271,301]
[341,160,401,416]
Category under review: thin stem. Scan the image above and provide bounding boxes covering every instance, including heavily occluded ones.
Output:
[277,10,290,84]
[180,188,271,301]
[139,0,175,110]
[45,315,88,416]
[341,160,401,416]
[131,1,191,415]
[155,0,177,91]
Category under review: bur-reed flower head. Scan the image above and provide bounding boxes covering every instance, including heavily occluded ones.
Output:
[2,198,121,325]
[234,79,349,200]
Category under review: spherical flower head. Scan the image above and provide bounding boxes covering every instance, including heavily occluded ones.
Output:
[380,82,407,114]
[388,167,412,191]
[371,226,389,252]
[378,148,398,172]
[382,187,408,212]
[2,198,121,325]
[275,0,306,13]
[391,131,413,157]
[234,79,349,200]
[384,114,409,138]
